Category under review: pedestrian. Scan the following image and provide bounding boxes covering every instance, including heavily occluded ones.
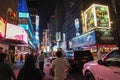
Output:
[20,54,23,62]
[11,54,15,65]
[50,51,71,80]
[36,51,45,74]
[0,53,17,80]
[0,47,4,54]
[97,49,101,59]
[17,54,44,80]
[4,49,12,64]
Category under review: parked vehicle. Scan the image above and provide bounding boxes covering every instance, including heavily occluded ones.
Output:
[69,50,94,71]
[83,49,120,80]
[64,50,74,59]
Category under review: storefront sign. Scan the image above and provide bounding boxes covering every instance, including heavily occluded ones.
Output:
[84,6,95,31]
[18,12,29,18]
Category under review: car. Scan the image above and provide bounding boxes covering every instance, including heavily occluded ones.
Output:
[64,50,74,59]
[69,50,94,71]
[82,49,120,80]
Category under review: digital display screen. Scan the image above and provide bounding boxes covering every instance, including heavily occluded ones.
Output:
[95,5,109,27]
[85,7,95,30]
[84,4,110,31]
[6,23,28,43]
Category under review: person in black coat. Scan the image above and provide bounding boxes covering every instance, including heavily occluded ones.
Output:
[17,54,44,80]
[0,53,16,80]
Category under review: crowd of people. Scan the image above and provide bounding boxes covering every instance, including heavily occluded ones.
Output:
[0,47,71,80]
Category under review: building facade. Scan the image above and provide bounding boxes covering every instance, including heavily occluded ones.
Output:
[59,0,118,55]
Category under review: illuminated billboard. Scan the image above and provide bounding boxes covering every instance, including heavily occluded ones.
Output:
[6,23,28,44]
[72,30,96,48]
[84,6,95,31]
[56,32,61,41]
[0,17,6,38]
[84,4,111,31]
[18,12,29,18]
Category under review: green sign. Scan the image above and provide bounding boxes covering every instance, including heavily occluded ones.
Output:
[95,6,109,27]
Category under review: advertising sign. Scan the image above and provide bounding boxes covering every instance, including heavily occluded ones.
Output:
[6,23,28,44]
[56,32,61,41]
[74,18,80,36]
[84,4,110,31]
[18,18,29,24]
[95,5,110,27]
[96,29,115,44]
[72,31,96,48]
[84,6,95,31]
[0,17,6,38]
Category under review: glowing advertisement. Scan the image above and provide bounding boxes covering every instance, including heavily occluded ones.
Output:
[56,32,61,41]
[0,17,6,38]
[72,31,96,48]
[18,12,29,18]
[6,23,28,44]
[84,6,95,31]
[84,4,110,31]
[95,5,110,27]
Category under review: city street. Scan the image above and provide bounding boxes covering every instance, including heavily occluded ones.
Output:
[13,59,84,80]
[1,0,120,80]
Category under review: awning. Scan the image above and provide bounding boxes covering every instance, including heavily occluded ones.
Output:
[4,23,28,44]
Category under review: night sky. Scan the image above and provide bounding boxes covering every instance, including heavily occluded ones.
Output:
[37,0,56,29]
[27,0,63,38]
[36,0,57,38]
[36,0,64,39]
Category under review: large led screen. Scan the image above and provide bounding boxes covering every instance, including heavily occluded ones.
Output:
[6,23,28,44]
[84,7,95,31]
[95,5,110,27]
[84,4,110,31]
[0,17,6,38]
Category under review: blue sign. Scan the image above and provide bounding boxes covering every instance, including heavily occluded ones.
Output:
[18,12,29,18]
[72,31,96,48]
[18,0,28,12]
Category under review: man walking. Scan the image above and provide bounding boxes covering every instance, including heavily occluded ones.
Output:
[50,51,71,80]
[0,47,4,54]
[36,51,45,73]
